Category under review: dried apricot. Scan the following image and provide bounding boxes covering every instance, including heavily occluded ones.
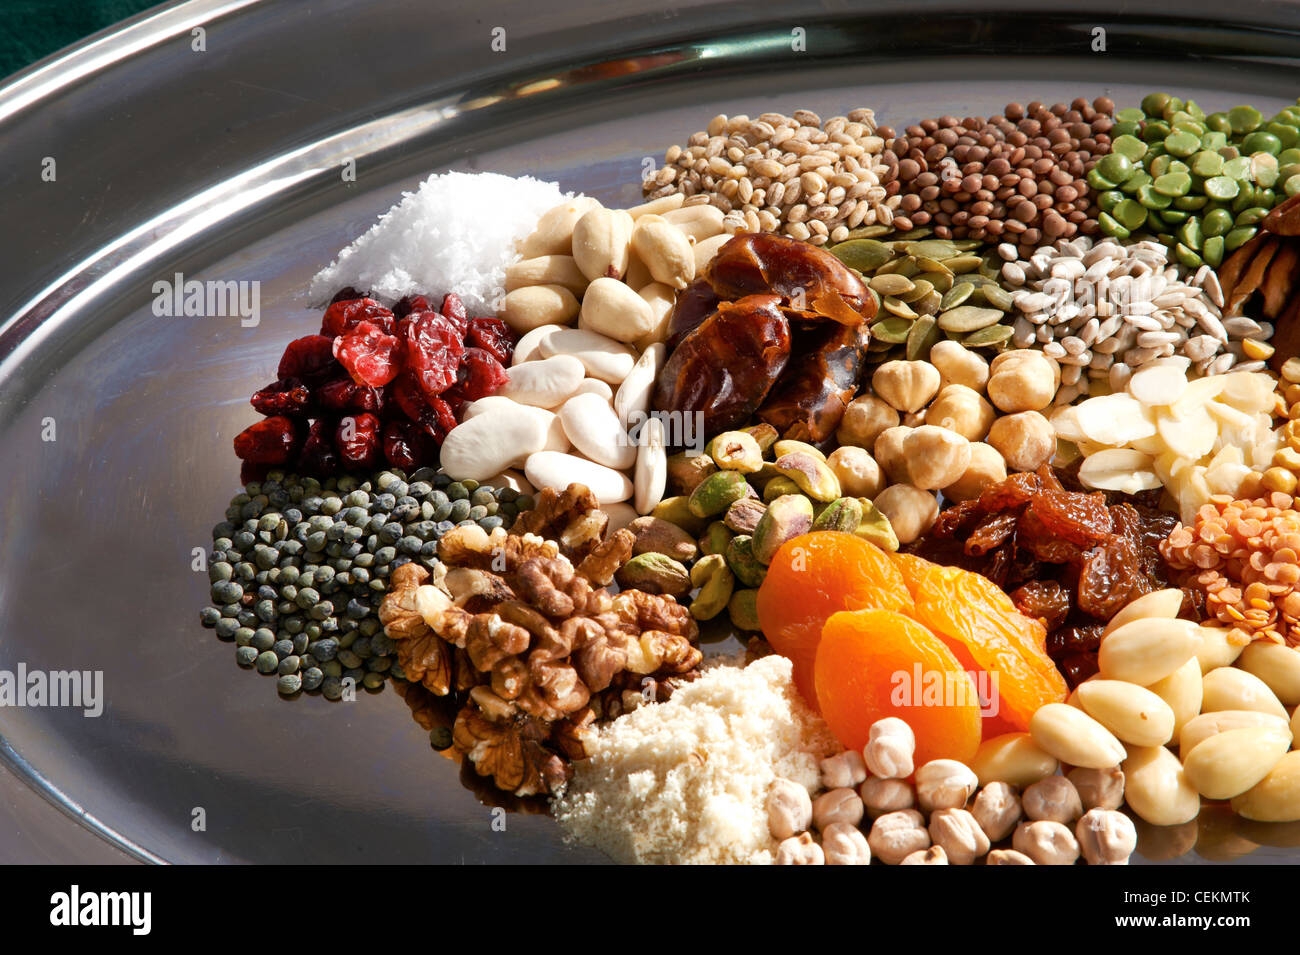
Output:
[892,555,1068,731]
[756,531,913,707]
[814,609,982,764]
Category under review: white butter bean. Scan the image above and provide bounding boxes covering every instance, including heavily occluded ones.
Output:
[573,378,614,402]
[614,343,666,430]
[602,501,639,534]
[498,354,585,409]
[524,451,633,503]
[512,323,564,365]
[558,393,636,469]
[439,409,551,482]
[634,416,667,515]
[539,327,637,384]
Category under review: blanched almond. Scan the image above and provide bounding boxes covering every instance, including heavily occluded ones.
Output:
[1231,751,1300,822]
[1122,745,1201,827]
[1182,726,1291,800]
[1097,617,1201,685]
[1076,680,1176,747]
[1237,642,1300,706]
[1195,625,1246,673]
[1028,703,1126,770]
[1104,588,1185,636]
[1201,666,1288,720]
[1178,709,1292,761]
[971,732,1059,788]
[1146,657,1202,738]
[1078,448,1160,493]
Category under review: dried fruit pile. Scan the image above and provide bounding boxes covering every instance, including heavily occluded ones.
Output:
[908,466,1189,686]
[233,291,515,483]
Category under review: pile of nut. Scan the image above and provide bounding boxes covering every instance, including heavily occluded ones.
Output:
[641,109,898,245]
[835,347,1063,542]
[768,716,1137,865]
[880,99,1116,257]
[626,424,899,634]
[378,484,703,795]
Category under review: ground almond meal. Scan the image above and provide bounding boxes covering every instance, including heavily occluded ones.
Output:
[552,654,839,864]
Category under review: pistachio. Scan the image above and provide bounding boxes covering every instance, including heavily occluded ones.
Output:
[690,554,735,621]
[666,451,716,495]
[773,451,842,501]
[723,497,767,535]
[741,422,779,454]
[614,552,692,597]
[699,520,734,557]
[687,469,751,518]
[650,495,708,536]
[854,499,900,551]
[710,431,764,473]
[728,588,762,632]
[772,439,827,462]
[812,497,864,534]
[762,475,802,502]
[628,515,698,563]
[752,494,816,563]
[725,535,768,588]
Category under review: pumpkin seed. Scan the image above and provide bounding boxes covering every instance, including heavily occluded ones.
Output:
[937,304,1003,333]
[915,290,943,315]
[982,284,1014,310]
[912,270,952,293]
[830,239,892,272]
[890,228,934,241]
[914,256,953,276]
[906,239,959,259]
[944,254,984,273]
[882,296,918,319]
[844,224,892,240]
[906,315,940,360]
[870,317,913,343]
[962,324,1015,347]
[896,279,934,303]
[869,273,915,296]
[940,283,974,310]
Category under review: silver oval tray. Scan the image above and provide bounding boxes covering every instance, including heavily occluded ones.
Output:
[3,0,1300,863]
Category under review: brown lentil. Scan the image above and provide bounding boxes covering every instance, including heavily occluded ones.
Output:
[881,98,1116,258]
[1161,492,1300,647]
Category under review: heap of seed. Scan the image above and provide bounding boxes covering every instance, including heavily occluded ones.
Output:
[996,235,1265,404]
[881,98,1116,257]
[199,468,535,699]
[642,109,898,245]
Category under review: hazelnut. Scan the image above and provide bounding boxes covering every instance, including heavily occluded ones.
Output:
[766,777,813,840]
[821,822,872,865]
[826,446,885,499]
[1022,775,1084,824]
[915,759,979,812]
[868,809,930,865]
[1012,820,1081,865]
[900,845,949,865]
[929,808,992,865]
[837,393,900,449]
[872,425,914,483]
[873,484,939,545]
[775,831,825,865]
[872,360,942,413]
[986,848,1036,865]
[860,776,916,818]
[942,442,1008,502]
[925,384,996,441]
[903,425,973,490]
[931,339,991,393]
[971,781,1023,842]
[820,750,869,790]
[813,787,865,830]
[987,350,1056,412]
[1068,766,1126,811]
[864,717,916,779]
[988,410,1056,471]
[1075,808,1137,865]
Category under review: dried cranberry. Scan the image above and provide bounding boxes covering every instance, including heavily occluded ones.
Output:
[320,298,395,337]
[316,376,385,413]
[240,460,271,484]
[382,419,438,469]
[402,311,465,397]
[233,415,302,464]
[297,418,340,475]
[335,413,382,470]
[392,294,432,319]
[250,379,312,417]
[333,320,403,388]
[441,292,469,330]
[329,286,369,305]
[465,316,516,365]
[456,347,510,400]
[277,335,341,384]
[390,372,427,422]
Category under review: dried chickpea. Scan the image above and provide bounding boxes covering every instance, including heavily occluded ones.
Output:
[826,446,885,499]
[915,759,979,812]
[900,845,949,865]
[812,787,865,830]
[988,410,1055,472]
[1076,808,1137,865]
[986,849,1036,865]
[837,393,900,449]
[971,781,1022,842]
[775,831,825,865]
[766,777,813,840]
[942,442,1007,502]
[1068,766,1126,811]
[929,808,991,865]
[1262,467,1298,495]
[864,717,916,779]
[821,822,872,865]
[925,384,996,441]
[860,777,916,818]
[1012,820,1080,865]
[868,809,930,864]
[1022,776,1083,824]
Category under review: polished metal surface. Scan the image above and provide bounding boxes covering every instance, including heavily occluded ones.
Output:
[3,0,1300,863]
